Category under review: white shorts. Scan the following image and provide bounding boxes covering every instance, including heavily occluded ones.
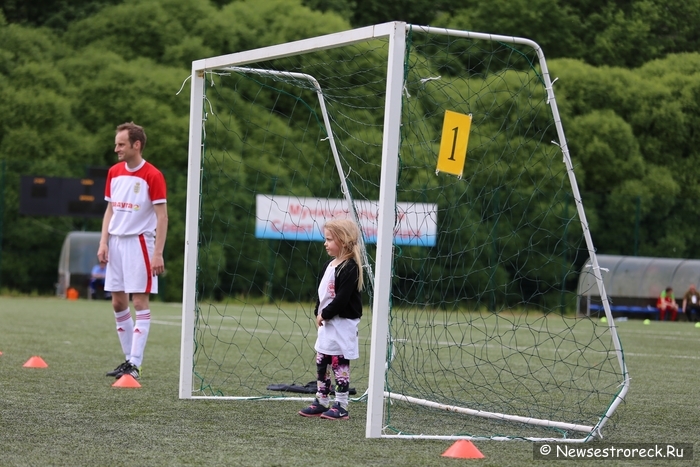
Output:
[105,234,158,294]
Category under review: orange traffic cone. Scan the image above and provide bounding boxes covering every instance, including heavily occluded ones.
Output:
[441,440,485,459]
[112,374,141,388]
[66,288,79,300]
[23,356,48,368]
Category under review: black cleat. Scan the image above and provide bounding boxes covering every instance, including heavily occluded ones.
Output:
[115,362,141,380]
[106,360,130,377]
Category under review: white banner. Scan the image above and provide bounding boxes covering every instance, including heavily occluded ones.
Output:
[255,195,437,246]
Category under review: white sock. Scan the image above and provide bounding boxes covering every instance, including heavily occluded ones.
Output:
[335,391,349,409]
[316,392,330,407]
[129,309,151,367]
[114,308,133,361]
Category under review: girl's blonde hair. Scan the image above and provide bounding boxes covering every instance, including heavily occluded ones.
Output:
[323,218,364,291]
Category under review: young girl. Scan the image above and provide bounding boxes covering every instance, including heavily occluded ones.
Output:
[299,219,364,420]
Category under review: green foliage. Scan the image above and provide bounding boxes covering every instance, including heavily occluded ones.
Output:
[301,0,355,19]
[566,109,644,190]
[0,23,60,72]
[581,0,700,67]
[194,0,348,56]
[64,2,188,62]
[0,0,122,29]
[7,0,700,70]
[2,0,700,299]
[350,0,444,27]
[434,0,700,68]
[550,55,700,258]
[440,0,584,61]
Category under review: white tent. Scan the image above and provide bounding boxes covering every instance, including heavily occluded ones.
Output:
[56,231,101,298]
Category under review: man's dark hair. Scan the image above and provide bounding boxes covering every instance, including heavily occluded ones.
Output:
[116,122,147,152]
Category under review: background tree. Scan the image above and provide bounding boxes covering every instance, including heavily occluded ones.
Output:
[1,0,700,298]
[0,0,121,29]
[435,0,700,68]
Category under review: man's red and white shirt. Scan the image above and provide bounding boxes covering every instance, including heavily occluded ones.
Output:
[105,160,167,236]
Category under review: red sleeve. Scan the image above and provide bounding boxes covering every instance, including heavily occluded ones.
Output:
[104,167,115,200]
[148,166,167,202]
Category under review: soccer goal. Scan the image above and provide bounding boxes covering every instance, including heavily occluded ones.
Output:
[180,21,628,442]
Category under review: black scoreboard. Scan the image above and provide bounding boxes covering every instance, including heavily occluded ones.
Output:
[20,176,107,217]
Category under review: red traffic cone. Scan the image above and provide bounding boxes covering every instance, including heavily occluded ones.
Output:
[441,440,485,459]
[23,356,48,368]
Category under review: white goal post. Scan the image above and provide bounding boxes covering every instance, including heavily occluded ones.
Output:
[180,21,629,442]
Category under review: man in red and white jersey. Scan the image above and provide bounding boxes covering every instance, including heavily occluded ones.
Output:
[97,122,168,381]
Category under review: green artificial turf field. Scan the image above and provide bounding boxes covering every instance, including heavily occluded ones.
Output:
[1,296,698,466]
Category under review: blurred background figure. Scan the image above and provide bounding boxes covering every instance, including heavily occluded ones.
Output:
[657,286,679,321]
[89,263,111,300]
[682,285,700,322]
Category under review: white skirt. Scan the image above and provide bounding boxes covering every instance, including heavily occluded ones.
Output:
[315,317,360,360]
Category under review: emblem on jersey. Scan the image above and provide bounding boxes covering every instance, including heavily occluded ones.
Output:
[134,182,141,194]
[133,204,140,211]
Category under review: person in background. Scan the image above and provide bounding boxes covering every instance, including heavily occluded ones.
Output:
[88,263,111,300]
[98,122,168,381]
[682,284,700,322]
[657,286,679,321]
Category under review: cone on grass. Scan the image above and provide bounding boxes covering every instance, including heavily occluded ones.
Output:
[441,440,485,459]
[23,356,48,368]
[112,374,141,388]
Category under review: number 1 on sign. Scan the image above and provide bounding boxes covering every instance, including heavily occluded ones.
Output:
[436,110,472,178]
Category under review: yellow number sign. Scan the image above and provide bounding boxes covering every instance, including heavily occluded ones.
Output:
[436,110,472,178]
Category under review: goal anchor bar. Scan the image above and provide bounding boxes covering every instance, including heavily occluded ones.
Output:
[384,392,595,434]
